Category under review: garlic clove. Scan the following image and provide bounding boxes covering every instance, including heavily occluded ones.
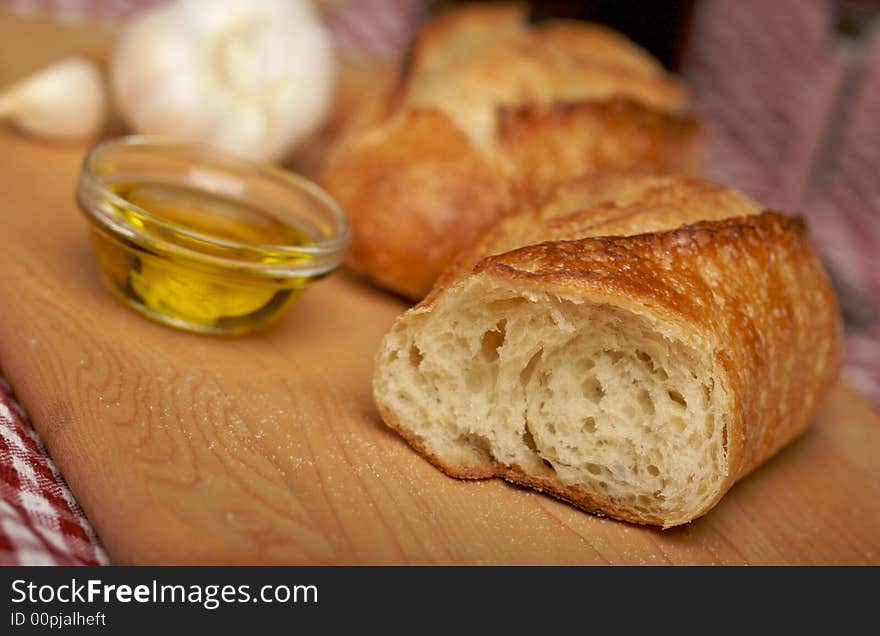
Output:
[0,57,107,142]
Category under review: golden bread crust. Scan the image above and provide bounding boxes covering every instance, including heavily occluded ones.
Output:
[322,108,519,298]
[321,5,701,299]
[497,100,701,192]
[430,174,759,303]
[374,176,843,526]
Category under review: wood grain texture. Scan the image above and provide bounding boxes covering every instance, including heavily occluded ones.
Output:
[0,13,878,564]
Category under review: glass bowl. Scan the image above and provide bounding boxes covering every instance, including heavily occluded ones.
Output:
[76,136,348,335]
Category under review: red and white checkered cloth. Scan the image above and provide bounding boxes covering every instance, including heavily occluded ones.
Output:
[0,0,878,567]
[0,378,108,565]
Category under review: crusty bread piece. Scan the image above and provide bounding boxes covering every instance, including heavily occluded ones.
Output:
[320,5,701,299]
[373,176,843,527]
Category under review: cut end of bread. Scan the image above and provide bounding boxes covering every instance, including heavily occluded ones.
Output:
[373,179,842,528]
[374,276,728,527]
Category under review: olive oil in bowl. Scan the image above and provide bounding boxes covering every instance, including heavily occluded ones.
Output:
[78,137,348,334]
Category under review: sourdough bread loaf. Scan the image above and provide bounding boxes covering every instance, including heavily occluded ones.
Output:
[373,176,843,527]
[321,5,701,299]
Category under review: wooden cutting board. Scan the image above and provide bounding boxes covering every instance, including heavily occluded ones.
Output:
[1,13,879,565]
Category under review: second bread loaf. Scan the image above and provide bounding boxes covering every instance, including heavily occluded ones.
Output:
[321,5,701,299]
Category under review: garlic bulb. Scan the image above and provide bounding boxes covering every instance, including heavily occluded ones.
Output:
[111,0,337,162]
[0,57,107,141]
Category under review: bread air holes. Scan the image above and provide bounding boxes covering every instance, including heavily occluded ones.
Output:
[583,416,597,433]
[667,389,687,409]
[586,462,605,475]
[486,297,528,312]
[459,432,492,461]
[519,348,543,386]
[582,376,604,403]
[635,349,670,379]
[702,381,712,408]
[636,349,653,368]
[606,350,625,364]
[408,344,423,367]
[522,426,539,452]
[637,389,655,415]
[480,320,507,363]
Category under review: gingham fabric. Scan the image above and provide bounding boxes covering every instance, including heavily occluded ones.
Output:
[0,378,108,565]
[0,0,878,567]
[0,0,155,23]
